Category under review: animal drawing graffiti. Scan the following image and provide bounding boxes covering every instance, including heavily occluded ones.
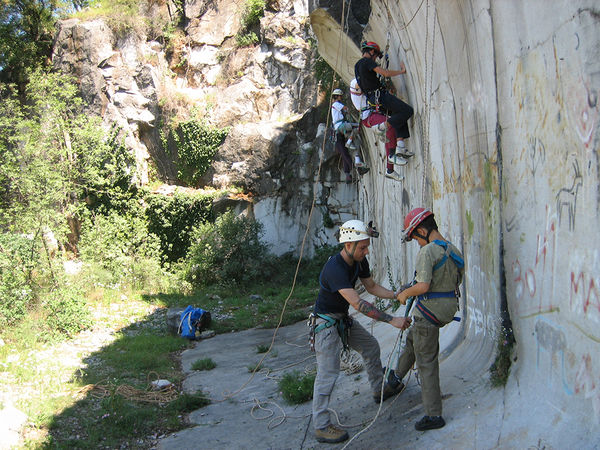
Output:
[556,159,583,231]
[534,319,572,395]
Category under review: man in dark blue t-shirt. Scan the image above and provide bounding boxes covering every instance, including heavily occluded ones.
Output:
[311,219,412,444]
[354,41,414,167]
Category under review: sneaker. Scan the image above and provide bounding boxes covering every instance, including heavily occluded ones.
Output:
[357,166,370,175]
[397,147,415,158]
[315,425,349,443]
[373,380,405,404]
[415,415,446,431]
[346,139,357,150]
[387,154,408,166]
[385,170,404,182]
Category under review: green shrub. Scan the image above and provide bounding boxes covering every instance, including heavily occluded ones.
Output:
[43,288,92,339]
[278,371,315,404]
[185,210,269,286]
[144,191,215,263]
[0,233,39,328]
[240,0,266,30]
[165,119,229,187]
[235,32,259,47]
[78,210,163,290]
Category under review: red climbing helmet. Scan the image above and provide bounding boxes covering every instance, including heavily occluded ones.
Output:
[402,208,433,242]
[361,41,382,57]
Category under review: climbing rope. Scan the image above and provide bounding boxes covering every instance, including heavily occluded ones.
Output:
[340,349,363,374]
[421,0,437,204]
[249,398,311,429]
[78,372,179,404]
[339,326,404,449]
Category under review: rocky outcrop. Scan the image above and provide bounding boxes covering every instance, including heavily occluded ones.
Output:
[52,0,362,256]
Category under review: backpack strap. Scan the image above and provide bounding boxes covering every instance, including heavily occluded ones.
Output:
[178,310,192,336]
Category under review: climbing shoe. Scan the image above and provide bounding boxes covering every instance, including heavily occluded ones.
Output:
[315,425,349,443]
[385,170,404,182]
[415,415,446,431]
[373,380,405,403]
[357,166,370,175]
[387,154,408,166]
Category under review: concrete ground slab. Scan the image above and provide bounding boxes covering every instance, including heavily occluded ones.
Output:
[158,314,516,450]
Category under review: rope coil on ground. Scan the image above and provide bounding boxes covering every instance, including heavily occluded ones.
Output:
[340,349,363,375]
[78,382,179,404]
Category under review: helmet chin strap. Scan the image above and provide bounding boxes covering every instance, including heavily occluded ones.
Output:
[344,242,358,260]
[413,228,432,243]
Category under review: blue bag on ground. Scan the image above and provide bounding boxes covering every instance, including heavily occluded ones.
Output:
[178,305,211,339]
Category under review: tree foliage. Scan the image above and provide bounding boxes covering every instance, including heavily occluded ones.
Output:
[0,69,133,238]
[0,0,56,89]
[164,119,229,187]
[185,210,269,286]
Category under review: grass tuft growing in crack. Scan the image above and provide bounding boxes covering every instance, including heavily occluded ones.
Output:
[489,324,516,387]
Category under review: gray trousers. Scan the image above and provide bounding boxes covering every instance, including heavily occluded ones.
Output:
[394,316,442,416]
[312,315,383,430]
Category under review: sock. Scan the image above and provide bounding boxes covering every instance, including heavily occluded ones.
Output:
[397,140,406,148]
[355,155,361,164]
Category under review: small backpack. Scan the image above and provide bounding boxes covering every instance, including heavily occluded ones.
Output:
[178,305,211,340]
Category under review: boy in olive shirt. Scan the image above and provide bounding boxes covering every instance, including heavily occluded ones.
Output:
[391,208,464,431]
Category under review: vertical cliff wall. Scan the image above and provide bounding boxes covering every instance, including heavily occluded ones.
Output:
[310,0,599,446]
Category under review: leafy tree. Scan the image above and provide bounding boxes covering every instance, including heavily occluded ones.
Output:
[0,0,56,90]
[0,68,135,249]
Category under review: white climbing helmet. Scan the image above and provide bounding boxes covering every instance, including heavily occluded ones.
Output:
[338,220,379,243]
[332,88,344,97]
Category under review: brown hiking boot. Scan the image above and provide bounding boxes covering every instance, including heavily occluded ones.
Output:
[373,381,405,403]
[315,425,349,443]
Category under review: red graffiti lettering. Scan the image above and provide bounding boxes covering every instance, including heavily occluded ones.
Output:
[571,272,600,316]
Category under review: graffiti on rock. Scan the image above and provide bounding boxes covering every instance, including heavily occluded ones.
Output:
[566,81,598,148]
[466,264,496,336]
[556,159,583,232]
[570,270,600,322]
[534,319,572,395]
[574,353,600,422]
[512,205,557,316]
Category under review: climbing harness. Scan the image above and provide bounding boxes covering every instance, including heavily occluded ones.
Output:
[308,312,353,352]
[414,239,464,327]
